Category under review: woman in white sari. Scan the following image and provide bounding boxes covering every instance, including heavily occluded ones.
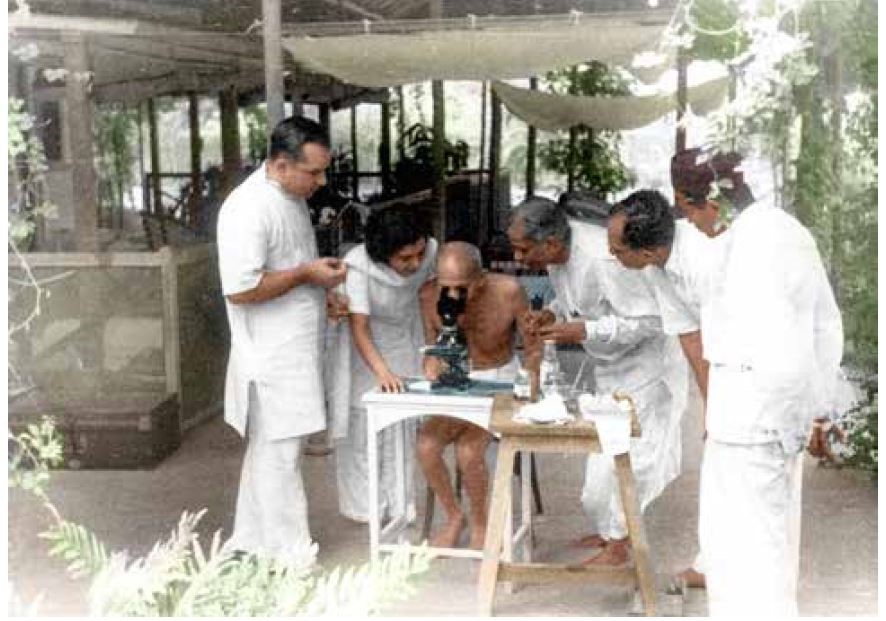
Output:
[333,205,437,523]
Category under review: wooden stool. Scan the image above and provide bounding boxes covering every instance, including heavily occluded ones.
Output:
[477,394,656,616]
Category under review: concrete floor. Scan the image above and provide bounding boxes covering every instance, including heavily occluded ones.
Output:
[7,378,878,616]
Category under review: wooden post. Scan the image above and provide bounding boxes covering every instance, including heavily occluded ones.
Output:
[219,85,242,197]
[147,98,162,216]
[62,32,99,251]
[525,77,538,199]
[318,102,331,136]
[676,48,688,153]
[380,100,392,196]
[136,101,148,213]
[477,82,488,244]
[187,91,202,227]
[396,86,406,161]
[429,0,448,239]
[350,104,359,200]
[566,67,578,194]
[289,84,304,116]
[488,89,503,240]
[432,79,447,238]
[262,0,285,137]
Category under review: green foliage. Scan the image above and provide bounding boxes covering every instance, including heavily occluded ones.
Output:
[41,521,110,579]
[685,0,750,61]
[94,103,139,219]
[8,97,57,248]
[8,416,64,498]
[9,419,432,616]
[42,508,431,617]
[842,379,878,476]
[243,105,268,164]
[539,62,632,198]
[393,122,469,196]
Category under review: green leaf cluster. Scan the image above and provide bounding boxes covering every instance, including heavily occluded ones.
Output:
[539,62,632,198]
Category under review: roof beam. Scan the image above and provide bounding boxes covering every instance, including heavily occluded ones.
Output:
[316,0,384,22]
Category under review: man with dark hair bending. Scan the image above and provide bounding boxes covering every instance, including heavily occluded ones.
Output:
[217,116,347,568]
[417,242,540,549]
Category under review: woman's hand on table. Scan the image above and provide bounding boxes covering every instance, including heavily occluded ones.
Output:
[375,368,405,393]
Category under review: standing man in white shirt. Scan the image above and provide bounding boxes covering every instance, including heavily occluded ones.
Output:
[607,183,843,616]
[509,197,687,566]
[217,116,347,568]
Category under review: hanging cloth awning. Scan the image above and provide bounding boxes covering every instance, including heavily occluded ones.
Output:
[282,12,672,88]
[491,76,729,131]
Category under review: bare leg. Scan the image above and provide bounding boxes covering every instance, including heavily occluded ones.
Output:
[581,537,630,566]
[416,417,465,548]
[454,425,493,549]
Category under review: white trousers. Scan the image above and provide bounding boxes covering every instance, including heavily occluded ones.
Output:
[700,439,804,616]
[581,380,679,540]
[226,384,316,569]
[335,406,415,523]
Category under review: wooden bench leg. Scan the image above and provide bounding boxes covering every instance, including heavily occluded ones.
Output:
[477,438,516,616]
[613,452,656,616]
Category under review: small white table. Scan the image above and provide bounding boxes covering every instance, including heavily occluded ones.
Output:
[362,389,533,564]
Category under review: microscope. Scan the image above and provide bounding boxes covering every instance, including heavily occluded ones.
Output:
[420,286,472,391]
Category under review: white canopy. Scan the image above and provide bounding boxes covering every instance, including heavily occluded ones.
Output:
[282,12,672,88]
[491,76,729,131]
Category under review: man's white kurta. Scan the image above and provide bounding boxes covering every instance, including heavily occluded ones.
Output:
[333,239,437,522]
[217,165,326,441]
[548,219,687,539]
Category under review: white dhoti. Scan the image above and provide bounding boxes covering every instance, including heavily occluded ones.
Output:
[226,384,316,569]
[335,408,417,523]
[580,379,680,540]
[700,439,803,616]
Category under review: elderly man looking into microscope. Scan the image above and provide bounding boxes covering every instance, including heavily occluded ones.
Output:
[416,241,540,550]
[509,197,686,566]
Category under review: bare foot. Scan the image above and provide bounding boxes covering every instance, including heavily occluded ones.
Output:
[676,567,706,589]
[430,513,464,548]
[581,538,630,566]
[573,533,607,548]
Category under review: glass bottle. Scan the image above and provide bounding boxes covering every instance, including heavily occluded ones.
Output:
[539,340,560,398]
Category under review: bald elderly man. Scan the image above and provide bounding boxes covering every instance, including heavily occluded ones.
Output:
[416,242,540,549]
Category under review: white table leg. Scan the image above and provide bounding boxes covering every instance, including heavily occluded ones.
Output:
[394,419,407,542]
[367,408,381,564]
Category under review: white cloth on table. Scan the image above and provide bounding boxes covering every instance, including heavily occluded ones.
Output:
[217,163,326,441]
[333,239,437,523]
[546,219,686,541]
[216,163,326,565]
[223,383,316,570]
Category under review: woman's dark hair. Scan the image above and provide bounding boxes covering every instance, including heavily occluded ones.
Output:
[671,148,755,210]
[269,116,330,161]
[610,189,675,250]
[364,203,430,264]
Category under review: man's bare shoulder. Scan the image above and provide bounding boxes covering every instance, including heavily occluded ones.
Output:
[485,272,522,292]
